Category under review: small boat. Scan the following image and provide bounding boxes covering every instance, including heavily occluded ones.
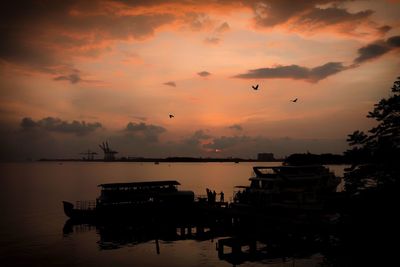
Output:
[63,180,194,221]
[233,165,340,211]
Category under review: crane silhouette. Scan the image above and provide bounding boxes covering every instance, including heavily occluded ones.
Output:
[252,84,259,90]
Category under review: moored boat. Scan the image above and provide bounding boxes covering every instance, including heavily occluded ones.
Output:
[63,180,195,221]
[232,165,341,211]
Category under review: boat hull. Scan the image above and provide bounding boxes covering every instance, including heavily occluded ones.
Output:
[63,201,97,221]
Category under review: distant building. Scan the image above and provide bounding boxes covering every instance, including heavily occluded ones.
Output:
[257,153,275,161]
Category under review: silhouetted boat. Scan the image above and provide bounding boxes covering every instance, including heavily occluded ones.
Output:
[63,180,194,221]
[233,165,340,211]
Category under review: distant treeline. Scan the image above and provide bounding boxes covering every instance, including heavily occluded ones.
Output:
[284,153,349,165]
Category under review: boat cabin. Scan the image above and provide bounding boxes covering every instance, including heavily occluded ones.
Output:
[97,180,194,206]
[234,166,340,209]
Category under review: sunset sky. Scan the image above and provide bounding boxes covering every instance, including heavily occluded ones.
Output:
[1,0,399,160]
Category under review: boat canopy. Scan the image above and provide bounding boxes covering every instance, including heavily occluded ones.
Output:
[253,165,327,177]
[98,180,180,189]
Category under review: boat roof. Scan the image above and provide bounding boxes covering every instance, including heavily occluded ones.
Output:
[98,180,180,189]
[252,165,328,178]
[234,185,249,188]
[253,165,325,169]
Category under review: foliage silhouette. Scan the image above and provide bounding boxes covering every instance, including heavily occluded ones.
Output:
[345,76,400,193]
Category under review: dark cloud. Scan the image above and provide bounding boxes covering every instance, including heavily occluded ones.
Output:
[253,0,374,31]
[377,25,392,34]
[354,43,390,64]
[0,0,387,77]
[20,117,37,129]
[387,36,400,47]
[116,0,376,34]
[234,62,347,82]
[125,122,166,142]
[0,1,175,73]
[354,35,400,64]
[183,130,211,146]
[20,117,102,136]
[253,0,318,27]
[235,35,400,82]
[310,62,348,81]
[228,124,243,131]
[197,71,211,77]
[163,81,176,87]
[54,73,81,84]
[192,130,211,139]
[297,7,373,28]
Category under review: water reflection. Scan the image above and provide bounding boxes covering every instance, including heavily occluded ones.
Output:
[63,219,218,251]
[63,215,329,266]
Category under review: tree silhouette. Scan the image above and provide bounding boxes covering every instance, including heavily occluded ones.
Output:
[344,76,400,193]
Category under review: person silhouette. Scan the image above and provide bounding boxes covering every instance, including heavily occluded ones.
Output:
[220,191,224,202]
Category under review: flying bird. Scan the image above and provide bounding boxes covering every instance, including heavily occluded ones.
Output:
[252,84,259,90]
[169,114,174,118]
[291,98,298,103]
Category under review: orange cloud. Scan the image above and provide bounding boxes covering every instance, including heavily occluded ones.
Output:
[0,0,391,78]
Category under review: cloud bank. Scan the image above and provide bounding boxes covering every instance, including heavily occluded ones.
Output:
[163,81,177,87]
[235,35,400,82]
[354,36,400,64]
[124,122,166,142]
[197,71,211,77]
[234,62,347,82]
[20,117,102,136]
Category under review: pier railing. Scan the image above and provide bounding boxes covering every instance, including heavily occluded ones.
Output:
[195,194,208,202]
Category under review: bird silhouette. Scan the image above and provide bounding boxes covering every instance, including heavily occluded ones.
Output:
[291,98,298,103]
[169,114,174,118]
[252,84,259,90]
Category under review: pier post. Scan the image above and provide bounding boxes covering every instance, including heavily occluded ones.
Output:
[249,240,256,254]
[156,239,160,255]
[187,226,192,236]
[232,243,241,255]
[217,240,224,257]
[180,227,185,237]
[196,226,204,235]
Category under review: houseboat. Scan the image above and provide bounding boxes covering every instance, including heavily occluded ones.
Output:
[63,180,195,221]
[233,165,341,211]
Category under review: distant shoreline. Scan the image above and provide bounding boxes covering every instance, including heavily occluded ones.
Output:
[2,153,350,164]
[38,157,283,163]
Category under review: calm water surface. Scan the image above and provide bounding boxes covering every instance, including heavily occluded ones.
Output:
[0,162,346,267]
